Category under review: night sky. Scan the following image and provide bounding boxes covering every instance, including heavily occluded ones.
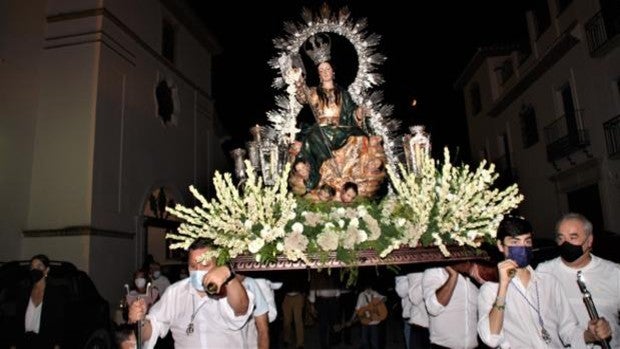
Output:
[189,1,532,162]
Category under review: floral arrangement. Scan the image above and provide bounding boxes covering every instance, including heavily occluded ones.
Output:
[165,148,523,267]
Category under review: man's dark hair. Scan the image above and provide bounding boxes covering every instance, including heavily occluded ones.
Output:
[30,254,50,268]
[188,237,215,252]
[114,323,135,346]
[342,182,358,194]
[497,215,533,243]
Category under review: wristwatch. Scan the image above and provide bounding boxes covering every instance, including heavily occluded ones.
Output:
[222,265,236,286]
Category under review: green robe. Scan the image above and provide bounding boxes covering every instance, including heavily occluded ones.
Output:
[296,87,368,190]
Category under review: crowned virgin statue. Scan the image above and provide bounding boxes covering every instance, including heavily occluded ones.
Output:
[288,33,387,202]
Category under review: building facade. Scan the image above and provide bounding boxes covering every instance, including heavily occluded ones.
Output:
[456,0,620,238]
[0,0,227,305]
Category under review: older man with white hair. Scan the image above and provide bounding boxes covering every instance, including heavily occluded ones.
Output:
[537,213,618,348]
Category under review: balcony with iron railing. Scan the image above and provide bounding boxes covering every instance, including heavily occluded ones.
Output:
[604,114,620,159]
[544,110,590,162]
[585,7,620,55]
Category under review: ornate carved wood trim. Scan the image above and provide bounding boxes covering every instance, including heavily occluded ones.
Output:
[232,245,488,271]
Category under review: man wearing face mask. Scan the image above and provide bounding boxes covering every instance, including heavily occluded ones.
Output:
[537,213,618,348]
[149,261,171,295]
[477,215,610,348]
[127,238,254,349]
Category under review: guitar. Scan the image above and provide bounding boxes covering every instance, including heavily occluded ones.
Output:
[355,297,388,325]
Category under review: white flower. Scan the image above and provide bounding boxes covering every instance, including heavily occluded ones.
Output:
[292,222,304,233]
[284,231,309,252]
[342,225,359,249]
[317,231,339,251]
[248,238,265,253]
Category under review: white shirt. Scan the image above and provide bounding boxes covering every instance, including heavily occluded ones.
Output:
[308,288,340,302]
[477,267,587,349]
[152,275,171,295]
[24,297,42,333]
[241,277,269,349]
[537,255,620,349]
[144,278,254,349]
[355,289,385,326]
[406,272,429,327]
[395,276,413,319]
[423,267,478,349]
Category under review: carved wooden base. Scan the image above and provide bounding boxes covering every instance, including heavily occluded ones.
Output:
[231,245,488,271]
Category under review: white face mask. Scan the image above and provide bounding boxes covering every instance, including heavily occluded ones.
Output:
[189,270,208,291]
[152,271,161,279]
[135,277,147,289]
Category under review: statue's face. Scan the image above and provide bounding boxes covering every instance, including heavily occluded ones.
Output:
[295,162,310,180]
[341,188,357,203]
[318,62,334,83]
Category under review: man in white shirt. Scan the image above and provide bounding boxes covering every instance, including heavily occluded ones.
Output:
[149,261,171,295]
[308,271,341,349]
[477,215,610,349]
[537,213,617,348]
[423,262,479,349]
[128,238,254,349]
[240,276,272,349]
[395,273,430,349]
[395,275,413,349]
[406,272,430,348]
[354,283,386,349]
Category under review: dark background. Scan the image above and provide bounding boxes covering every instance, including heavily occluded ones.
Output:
[190,1,533,162]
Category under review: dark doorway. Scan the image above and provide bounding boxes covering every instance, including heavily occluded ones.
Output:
[567,183,604,234]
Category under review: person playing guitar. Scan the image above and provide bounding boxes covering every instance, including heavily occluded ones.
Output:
[354,284,387,348]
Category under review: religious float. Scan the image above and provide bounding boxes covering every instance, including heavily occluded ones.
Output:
[165,5,523,277]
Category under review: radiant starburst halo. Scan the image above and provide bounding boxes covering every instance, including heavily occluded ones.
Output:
[266,4,400,169]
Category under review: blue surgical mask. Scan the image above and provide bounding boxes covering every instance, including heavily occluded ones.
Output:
[507,246,533,268]
[189,270,207,291]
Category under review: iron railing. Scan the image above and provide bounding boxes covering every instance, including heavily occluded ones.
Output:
[585,8,620,54]
[544,110,590,161]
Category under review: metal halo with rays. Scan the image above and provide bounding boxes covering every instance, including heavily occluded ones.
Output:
[266,5,401,169]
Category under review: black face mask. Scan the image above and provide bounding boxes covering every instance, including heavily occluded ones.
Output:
[558,241,584,263]
[29,269,44,284]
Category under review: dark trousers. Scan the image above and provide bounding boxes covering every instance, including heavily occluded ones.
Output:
[339,291,356,344]
[410,323,430,348]
[361,324,381,349]
[316,297,340,349]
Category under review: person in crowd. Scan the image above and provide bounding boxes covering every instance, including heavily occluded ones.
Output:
[536,213,617,348]
[405,272,430,349]
[114,323,137,349]
[307,271,341,349]
[149,261,171,295]
[337,282,357,346]
[281,272,307,349]
[354,281,387,349]
[477,215,610,348]
[12,254,68,349]
[128,238,253,349]
[178,268,189,280]
[423,261,479,349]
[239,275,269,349]
[394,275,412,349]
[124,269,159,316]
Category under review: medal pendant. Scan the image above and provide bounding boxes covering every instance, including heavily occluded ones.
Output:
[541,327,551,344]
[186,322,194,335]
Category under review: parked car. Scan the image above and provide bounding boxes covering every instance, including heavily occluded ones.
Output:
[0,260,112,348]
